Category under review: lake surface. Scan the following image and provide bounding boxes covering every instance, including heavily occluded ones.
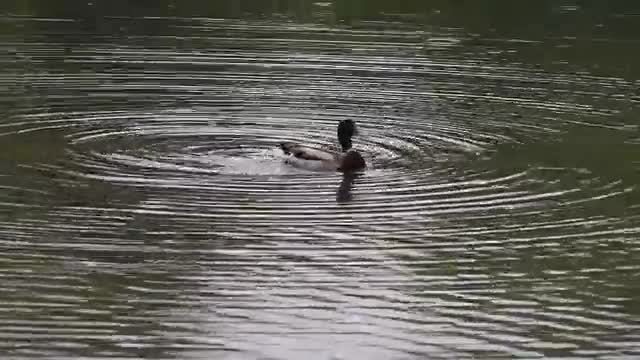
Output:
[1,1,639,359]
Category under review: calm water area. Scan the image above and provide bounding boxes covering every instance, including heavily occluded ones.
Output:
[0,1,639,359]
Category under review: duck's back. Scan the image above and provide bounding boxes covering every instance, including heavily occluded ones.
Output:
[280,143,336,162]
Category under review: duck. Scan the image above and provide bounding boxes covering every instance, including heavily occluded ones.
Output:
[280,119,366,172]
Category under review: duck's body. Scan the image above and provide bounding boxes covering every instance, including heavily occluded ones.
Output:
[280,120,366,172]
[280,143,365,171]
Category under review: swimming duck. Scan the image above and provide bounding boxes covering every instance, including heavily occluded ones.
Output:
[280,119,366,172]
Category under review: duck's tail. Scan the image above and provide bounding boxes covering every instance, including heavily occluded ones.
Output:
[279,142,295,155]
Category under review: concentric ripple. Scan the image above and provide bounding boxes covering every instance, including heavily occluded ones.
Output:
[1,8,639,360]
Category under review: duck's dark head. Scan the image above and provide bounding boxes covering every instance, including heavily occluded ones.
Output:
[337,119,357,152]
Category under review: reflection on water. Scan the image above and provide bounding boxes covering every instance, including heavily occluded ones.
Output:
[336,172,359,203]
[1,0,640,359]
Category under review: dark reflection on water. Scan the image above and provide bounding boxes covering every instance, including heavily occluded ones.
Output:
[1,0,640,359]
[336,173,359,203]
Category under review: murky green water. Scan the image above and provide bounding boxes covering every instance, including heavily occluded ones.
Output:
[1,1,639,359]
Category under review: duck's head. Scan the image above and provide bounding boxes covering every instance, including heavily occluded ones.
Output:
[337,120,365,172]
[337,119,358,152]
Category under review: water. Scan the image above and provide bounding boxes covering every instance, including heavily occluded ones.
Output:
[1,1,639,359]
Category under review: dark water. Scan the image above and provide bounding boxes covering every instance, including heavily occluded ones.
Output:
[1,1,640,359]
